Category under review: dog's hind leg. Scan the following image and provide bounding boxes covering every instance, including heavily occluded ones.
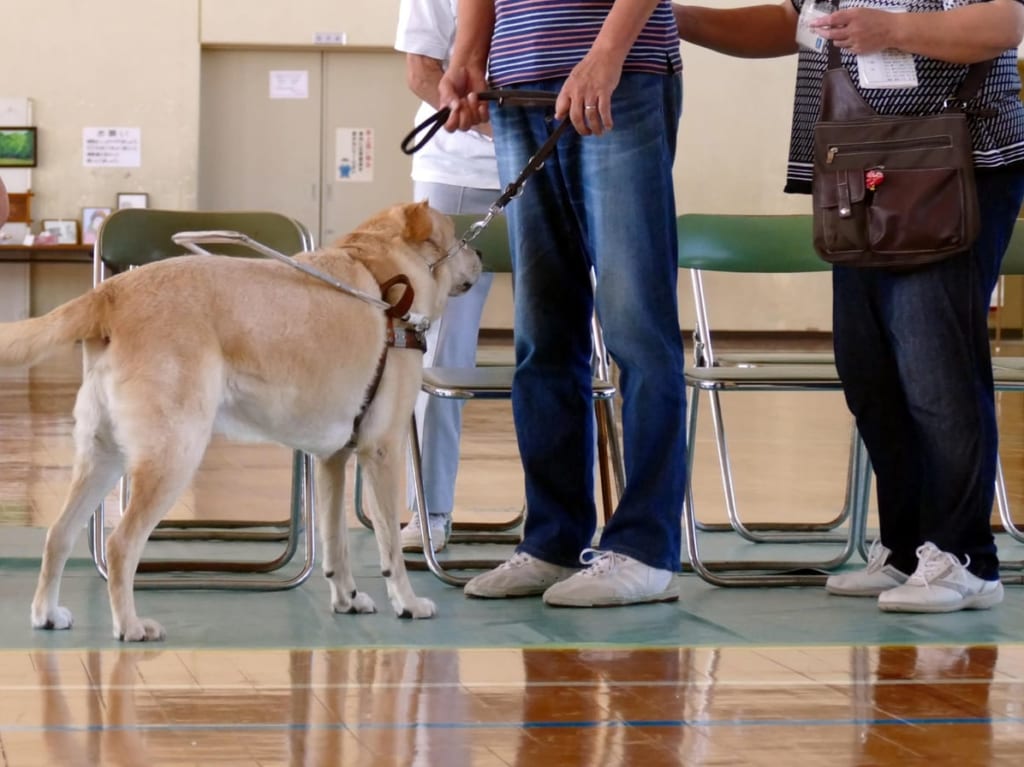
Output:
[31,447,122,630]
[31,381,123,631]
[317,449,377,614]
[105,418,213,642]
[360,440,436,619]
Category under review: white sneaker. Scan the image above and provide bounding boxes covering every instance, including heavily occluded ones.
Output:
[542,549,678,607]
[400,513,451,553]
[825,540,909,597]
[878,542,1004,613]
[464,552,576,598]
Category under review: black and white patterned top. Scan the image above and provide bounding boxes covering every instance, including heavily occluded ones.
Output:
[786,0,1024,193]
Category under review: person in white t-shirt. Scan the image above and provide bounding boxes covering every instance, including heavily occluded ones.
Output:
[394,0,501,552]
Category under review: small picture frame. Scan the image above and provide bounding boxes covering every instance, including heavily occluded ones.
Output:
[116,192,148,210]
[81,207,112,245]
[0,127,37,168]
[40,219,78,245]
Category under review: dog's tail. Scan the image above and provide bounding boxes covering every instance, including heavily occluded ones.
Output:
[0,289,107,368]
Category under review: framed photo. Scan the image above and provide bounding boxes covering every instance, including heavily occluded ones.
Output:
[40,219,78,245]
[0,127,37,167]
[116,192,148,210]
[81,207,112,245]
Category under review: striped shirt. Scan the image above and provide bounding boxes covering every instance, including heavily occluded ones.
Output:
[786,0,1024,192]
[488,0,682,87]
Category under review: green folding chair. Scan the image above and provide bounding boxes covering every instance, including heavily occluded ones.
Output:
[678,213,870,586]
[90,208,317,590]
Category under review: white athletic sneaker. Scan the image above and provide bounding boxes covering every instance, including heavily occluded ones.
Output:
[825,540,909,597]
[878,542,1004,613]
[463,552,576,598]
[400,513,451,553]
[542,549,679,607]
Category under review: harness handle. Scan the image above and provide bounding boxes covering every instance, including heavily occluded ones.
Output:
[172,230,431,331]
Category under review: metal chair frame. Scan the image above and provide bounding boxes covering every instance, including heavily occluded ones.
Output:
[677,213,870,586]
[987,224,1024,581]
[89,208,318,590]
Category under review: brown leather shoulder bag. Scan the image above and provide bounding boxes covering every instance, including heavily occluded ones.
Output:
[812,39,992,268]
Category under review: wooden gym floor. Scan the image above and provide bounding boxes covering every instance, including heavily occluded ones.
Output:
[1,341,1024,766]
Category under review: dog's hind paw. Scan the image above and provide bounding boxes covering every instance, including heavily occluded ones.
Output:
[332,591,377,615]
[31,605,73,631]
[395,597,437,620]
[116,618,167,643]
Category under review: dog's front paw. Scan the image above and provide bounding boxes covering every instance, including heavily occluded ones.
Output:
[331,589,377,615]
[393,596,437,619]
[31,605,73,631]
[116,618,166,642]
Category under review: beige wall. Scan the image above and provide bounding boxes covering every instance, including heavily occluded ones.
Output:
[4,2,1016,327]
[0,0,400,223]
[201,0,399,47]
[2,1,201,223]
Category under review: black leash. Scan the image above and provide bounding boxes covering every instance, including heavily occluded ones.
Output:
[400,89,571,252]
[401,89,559,154]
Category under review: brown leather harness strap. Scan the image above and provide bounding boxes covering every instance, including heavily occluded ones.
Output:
[347,317,427,449]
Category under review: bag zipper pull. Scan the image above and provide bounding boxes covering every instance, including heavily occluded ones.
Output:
[827,146,839,164]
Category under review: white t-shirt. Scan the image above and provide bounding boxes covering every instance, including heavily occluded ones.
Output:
[395,0,500,190]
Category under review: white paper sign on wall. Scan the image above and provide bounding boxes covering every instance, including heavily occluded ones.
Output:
[83,127,141,168]
[335,128,374,183]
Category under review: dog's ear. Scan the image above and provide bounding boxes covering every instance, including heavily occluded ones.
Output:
[402,201,434,243]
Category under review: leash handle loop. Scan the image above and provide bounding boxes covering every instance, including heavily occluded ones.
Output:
[401,89,559,156]
[402,87,568,261]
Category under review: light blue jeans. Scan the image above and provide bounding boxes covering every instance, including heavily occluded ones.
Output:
[490,72,687,572]
[408,181,496,517]
[833,167,1024,580]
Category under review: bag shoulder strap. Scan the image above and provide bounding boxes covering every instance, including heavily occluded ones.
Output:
[823,2,994,108]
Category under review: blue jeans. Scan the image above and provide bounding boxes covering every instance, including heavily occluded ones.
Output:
[407,181,496,516]
[833,167,1024,580]
[490,73,687,572]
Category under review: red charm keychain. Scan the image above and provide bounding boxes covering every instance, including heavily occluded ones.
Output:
[865,168,885,191]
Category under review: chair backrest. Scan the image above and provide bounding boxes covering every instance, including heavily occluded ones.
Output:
[94,208,315,283]
[677,214,824,273]
[677,214,828,366]
[450,213,512,273]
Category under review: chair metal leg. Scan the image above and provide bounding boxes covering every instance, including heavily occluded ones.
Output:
[408,416,508,586]
[995,457,1024,544]
[681,387,868,586]
[116,474,294,543]
[994,456,1024,580]
[695,386,853,541]
[410,396,624,586]
[353,467,524,536]
[595,396,625,522]
[88,451,317,590]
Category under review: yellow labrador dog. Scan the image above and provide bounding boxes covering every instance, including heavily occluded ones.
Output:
[0,201,481,641]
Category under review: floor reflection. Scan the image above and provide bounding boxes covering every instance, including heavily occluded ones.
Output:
[5,645,1019,766]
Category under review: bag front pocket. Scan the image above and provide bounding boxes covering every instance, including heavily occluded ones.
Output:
[866,167,967,255]
[813,168,868,257]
